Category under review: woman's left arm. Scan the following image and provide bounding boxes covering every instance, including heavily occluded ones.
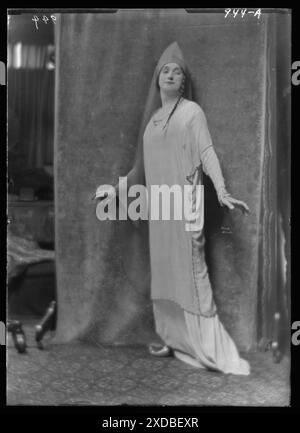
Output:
[190,106,250,215]
[202,147,250,214]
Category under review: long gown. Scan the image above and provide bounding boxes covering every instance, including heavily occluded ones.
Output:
[143,98,250,375]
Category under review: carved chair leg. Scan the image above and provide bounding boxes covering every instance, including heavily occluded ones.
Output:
[35,301,56,349]
[7,320,27,354]
[271,312,282,363]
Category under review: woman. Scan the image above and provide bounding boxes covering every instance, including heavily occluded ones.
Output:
[95,42,250,375]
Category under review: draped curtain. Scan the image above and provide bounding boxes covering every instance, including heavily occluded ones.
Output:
[256,13,291,352]
[8,44,54,169]
[54,11,272,349]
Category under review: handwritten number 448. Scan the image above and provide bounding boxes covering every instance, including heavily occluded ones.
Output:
[32,15,56,30]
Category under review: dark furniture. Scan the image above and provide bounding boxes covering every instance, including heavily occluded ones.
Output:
[7,199,56,352]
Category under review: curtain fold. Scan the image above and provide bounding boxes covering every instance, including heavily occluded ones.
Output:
[257,13,291,354]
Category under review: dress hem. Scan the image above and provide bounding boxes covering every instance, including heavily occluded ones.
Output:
[151,297,217,318]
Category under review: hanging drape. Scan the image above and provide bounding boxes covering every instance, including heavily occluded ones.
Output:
[54,11,273,349]
[256,13,291,352]
[8,44,54,169]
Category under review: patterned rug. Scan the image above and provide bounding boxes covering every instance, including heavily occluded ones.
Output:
[7,320,290,406]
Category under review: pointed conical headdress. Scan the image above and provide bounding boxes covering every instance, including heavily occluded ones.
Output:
[155,41,189,77]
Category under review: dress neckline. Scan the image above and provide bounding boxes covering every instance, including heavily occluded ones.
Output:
[151,98,188,126]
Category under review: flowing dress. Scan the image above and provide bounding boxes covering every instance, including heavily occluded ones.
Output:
[143,98,250,375]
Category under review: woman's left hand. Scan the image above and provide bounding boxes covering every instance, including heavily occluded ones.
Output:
[221,196,250,214]
[218,188,250,214]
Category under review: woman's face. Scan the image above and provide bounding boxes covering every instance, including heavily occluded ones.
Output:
[158,63,184,95]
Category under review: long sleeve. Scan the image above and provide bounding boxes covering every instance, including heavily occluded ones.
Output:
[200,145,225,192]
[188,104,226,194]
